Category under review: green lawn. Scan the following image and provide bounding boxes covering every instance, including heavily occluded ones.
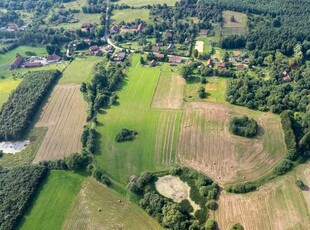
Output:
[18,171,84,230]
[59,57,102,84]
[95,55,182,183]
[112,9,150,24]
[117,0,178,6]
[205,77,228,104]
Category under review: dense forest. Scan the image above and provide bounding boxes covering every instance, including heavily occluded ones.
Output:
[0,70,61,141]
[0,165,47,230]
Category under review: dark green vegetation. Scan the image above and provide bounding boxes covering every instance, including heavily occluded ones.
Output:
[0,70,61,141]
[0,165,47,230]
[230,223,244,230]
[229,115,258,138]
[115,128,138,142]
[296,179,306,190]
[129,167,220,229]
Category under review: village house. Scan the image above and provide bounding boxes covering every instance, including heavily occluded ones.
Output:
[283,71,292,82]
[110,25,119,34]
[184,37,190,44]
[47,55,60,63]
[207,59,213,67]
[167,44,174,51]
[7,25,18,32]
[137,23,144,31]
[165,31,173,40]
[217,62,225,69]
[236,64,244,70]
[168,55,183,64]
[89,45,99,53]
[150,60,157,67]
[81,22,93,29]
[10,56,24,70]
[152,44,160,52]
[200,29,209,35]
[153,53,165,60]
[113,52,126,61]
[95,50,103,56]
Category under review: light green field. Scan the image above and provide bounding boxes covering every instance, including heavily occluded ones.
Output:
[222,11,248,35]
[18,171,84,230]
[117,0,178,7]
[59,57,102,84]
[63,178,162,230]
[0,128,47,167]
[112,9,150,24]
[95,55,182,183]
[0,76,21,106]
[205,77,228,103]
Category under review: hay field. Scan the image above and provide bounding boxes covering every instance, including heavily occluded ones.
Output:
[222,11,248,35]
[96,55,182,183]
[117,0,178,7]
[33,84,87,162]
[18,171,84,230]
[112,9,150,24]
[216,172,310,230]
[151,65,185,109]
[63,178,161,230]
[177,102,286,184]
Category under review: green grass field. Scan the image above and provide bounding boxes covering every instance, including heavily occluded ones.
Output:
[95,55,182,183]
[59,57,101,84]
[222,11,248,36]
[117,0,178,7]
[205,77,228,103]
[112,9,150,24]
[18,171,84,230]
[63,178,162,230]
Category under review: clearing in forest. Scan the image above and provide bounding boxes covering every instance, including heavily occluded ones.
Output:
[112,9,150,24]
[63,178,161,230]
[222,11,248,35]
[151,65,185,109]
[116,0,178,7]
[18,171,84,230]
[33,84,87,162]
[96,55,182,183]
[177,102,286,184]
[216,172,310,230]
[195,41,204,53]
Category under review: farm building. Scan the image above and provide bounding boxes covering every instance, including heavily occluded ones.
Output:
[89,45,99,52]
[217,62,225,69]
[152,44,160,52]
[168,56,183,64]
[110,25,119,34]
[153,53,165,60]
[24,62,43,68]
[200,29,209,35]
[10,56,24,69]
[47,55,60,63]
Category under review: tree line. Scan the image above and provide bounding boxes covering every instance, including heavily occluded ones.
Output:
[0,70,61,141]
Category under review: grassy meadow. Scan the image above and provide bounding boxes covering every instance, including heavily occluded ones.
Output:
[117,0,178,7]
[18,171,84,230]
[222,11,248,35]
[112,9,150,24]
[95,55,182,183]
[63,178,162,230]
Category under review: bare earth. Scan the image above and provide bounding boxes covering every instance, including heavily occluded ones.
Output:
[177,102,286,184]
[34,84,87,162]
[217,174,310,230]
[195,41,204,53]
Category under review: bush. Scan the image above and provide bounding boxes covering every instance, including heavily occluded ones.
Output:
[231,223,244,230]
[205,219,216,230]
[280,111,296,150]
[229,115,258,138]
[198,86,207,99]
[227,182,257,193]
[115,128,138,142]
[273,159,294,175]
[296,179,306,190]
[206,200,218,210]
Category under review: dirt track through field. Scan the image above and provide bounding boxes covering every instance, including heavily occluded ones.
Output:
[217,175,310,230]
[34,85,86,162]
[177,102,286,184]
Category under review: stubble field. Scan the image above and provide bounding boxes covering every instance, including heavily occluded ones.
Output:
[33,84,87,162]
[177,102,286,184]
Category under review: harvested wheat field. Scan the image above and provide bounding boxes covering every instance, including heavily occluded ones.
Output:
[151,68,184,109]
[34,84,87,162]
[216,173,310,230]
[63,178,161,230]
[177,102,286,184]
[195,41,204,53]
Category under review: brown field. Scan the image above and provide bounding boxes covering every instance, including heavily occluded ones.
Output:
[34,84,87,162]
[63,178,161,230]
[151,69,184,109]
[177,102,286,184]
[216,171,310,230]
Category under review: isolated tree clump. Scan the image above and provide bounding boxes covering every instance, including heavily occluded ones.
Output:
[229,115,258,138]
[115,128,138,142]
[231,223,244,230]
[296,179,306,190]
